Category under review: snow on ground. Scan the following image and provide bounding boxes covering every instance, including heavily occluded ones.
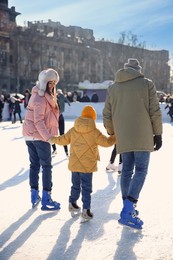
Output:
[0,116,173,260]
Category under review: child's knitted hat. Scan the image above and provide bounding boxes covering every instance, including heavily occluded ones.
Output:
[81,105,97,120]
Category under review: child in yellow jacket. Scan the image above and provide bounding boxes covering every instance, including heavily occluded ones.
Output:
[49,105,115,222]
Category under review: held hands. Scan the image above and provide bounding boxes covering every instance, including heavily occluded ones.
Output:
[48,136,58,144]
[48,137,54,144]
[153,135,162,151]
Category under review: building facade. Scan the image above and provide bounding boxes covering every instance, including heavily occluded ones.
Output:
[0,0,170,95]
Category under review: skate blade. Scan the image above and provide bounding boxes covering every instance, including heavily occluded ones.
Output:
[80,215,93,223]
[41,204,61,211]
[118,219,142,230]
[106,167,118,172]
[32,197,41,208]
[80,217,90,223]
[70,211,81,218]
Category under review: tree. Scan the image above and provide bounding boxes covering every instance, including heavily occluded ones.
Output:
[118,31,146,49]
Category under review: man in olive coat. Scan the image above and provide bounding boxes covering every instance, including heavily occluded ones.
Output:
[103,58,163,229]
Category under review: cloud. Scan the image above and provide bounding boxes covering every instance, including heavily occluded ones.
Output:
[12,0,173,30]
[9,0,173,52]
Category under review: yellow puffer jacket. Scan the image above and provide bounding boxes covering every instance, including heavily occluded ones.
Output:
[52,116,116,173]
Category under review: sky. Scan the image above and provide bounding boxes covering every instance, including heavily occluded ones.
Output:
[1,103,173,259]
[8,0,173,59]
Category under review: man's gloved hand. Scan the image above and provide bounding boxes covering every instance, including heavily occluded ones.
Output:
[154,135,162,151]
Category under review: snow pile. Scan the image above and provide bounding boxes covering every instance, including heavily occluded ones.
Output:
[78,80,114,89]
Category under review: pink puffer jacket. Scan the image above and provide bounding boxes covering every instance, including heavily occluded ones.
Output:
[22,86,59,141]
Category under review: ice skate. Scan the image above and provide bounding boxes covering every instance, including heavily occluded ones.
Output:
[118,217,142,230]
[69,202,81,217]
[123,200,139,217]
[106,163,117,171]
[133,203,139,216]
[118,163,123,175]
[80,209,93,223]
[41,190,61,211]
[118,199,143,230]
[52,150,57,156]
[31,189,41,208]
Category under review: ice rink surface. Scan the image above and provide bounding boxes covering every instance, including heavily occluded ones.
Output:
[0,116,173,260]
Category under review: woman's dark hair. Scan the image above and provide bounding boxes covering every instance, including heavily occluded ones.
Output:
[46,82,54,96]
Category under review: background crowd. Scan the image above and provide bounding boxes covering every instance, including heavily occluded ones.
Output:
[0,88,99,123]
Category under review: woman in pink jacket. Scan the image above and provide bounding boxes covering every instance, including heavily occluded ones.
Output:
[22,68,61,210]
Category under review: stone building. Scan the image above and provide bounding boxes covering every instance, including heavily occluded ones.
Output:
[0,0,20,93]
[0,0,170,95]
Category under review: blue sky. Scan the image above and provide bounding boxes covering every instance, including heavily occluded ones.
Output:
[9,0,173,59]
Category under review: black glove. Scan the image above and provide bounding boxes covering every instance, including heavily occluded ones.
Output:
[154,135,162,151]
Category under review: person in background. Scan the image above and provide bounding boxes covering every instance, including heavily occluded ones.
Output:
[81,91,90,102]
[103,58,162,229]
[6,94,14,121]
[159,94,165,103]
[66,91,73,102]
[11,94,23,124]
[23,89,31,108]
[91,91,99,103]
[22,68,61,211]
[0,94,4,122]
[72,91,81,102]
[49,105,115,222]
[52,88,71,157]
[165,95,173,122]
[106,144,122,174]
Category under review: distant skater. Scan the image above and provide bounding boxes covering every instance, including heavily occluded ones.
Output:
[52,89,70,157]
[106,144,122,174]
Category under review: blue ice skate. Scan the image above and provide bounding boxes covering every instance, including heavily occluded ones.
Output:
[123,200,139,217]
[118,217,142,230]
[31,189,41,208]
[118,199,143,230]
[41,190,61,211]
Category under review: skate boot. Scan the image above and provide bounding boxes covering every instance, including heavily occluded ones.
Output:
[31,189,41,208]
[122,198,139,216]
[118,199,143,230]
[133,203,139,216]
[106,163,117,171]
[41,190,61,211]
[118,163,123,175]
[52,150,57,156]
[69,202,81,217]
[80,209,93,223]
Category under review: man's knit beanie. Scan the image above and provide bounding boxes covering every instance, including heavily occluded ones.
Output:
[124,58,142,71]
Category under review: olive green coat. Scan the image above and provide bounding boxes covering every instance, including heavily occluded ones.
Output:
[103,68,162,154]
[52,116,115,173]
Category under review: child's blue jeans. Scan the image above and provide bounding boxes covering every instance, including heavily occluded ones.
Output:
[69,172,93,209]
